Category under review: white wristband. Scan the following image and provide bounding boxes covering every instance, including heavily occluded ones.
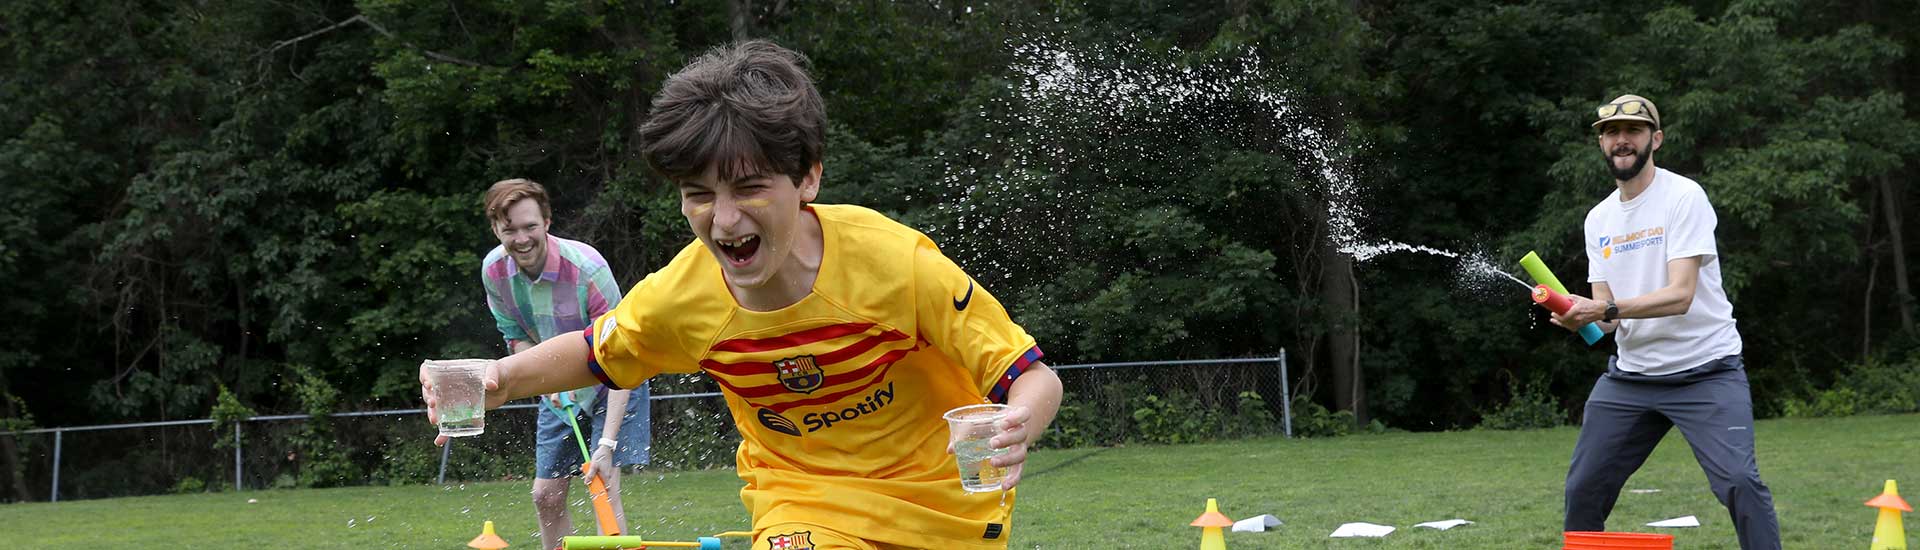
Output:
[597,437,618,450]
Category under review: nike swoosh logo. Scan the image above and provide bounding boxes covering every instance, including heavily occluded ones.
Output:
[953,281,974,311]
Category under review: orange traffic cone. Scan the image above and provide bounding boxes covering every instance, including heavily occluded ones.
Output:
[468,520,510,549]
[1190,498,1234,550]
[1868,480,1910,550]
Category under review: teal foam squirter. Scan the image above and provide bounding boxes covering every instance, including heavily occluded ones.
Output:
[1519,251,1603,346]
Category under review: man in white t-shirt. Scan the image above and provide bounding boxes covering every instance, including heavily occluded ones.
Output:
[1550,94,1780,550]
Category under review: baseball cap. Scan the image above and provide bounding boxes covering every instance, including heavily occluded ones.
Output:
[1592,94,1660,129]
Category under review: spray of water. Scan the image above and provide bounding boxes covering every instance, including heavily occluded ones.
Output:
[1447,247,1536,307]
[1457,249,1533,290]
[941,33,1533,305]
[929,34,1329,276]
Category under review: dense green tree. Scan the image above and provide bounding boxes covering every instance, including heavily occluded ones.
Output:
[3,0,1918,499]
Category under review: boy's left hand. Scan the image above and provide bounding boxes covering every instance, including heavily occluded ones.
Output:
[987,406,1033,489]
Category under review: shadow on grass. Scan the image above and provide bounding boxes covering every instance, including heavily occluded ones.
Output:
[1023,446,1112,480]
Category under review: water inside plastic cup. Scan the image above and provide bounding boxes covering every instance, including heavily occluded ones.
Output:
[944,404,1010,493]
[425,359,490,437]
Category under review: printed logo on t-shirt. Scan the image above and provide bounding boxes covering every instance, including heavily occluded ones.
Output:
[758,408,802,437]
[953,280,974,311]
[766,531,814,550]
[703,322,917,439]
[774,355,825,394]
[1602,226,1665,260]
[801,382,896,433]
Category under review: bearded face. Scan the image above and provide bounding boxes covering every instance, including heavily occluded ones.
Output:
[1598,121,1656,181]
[1604,140,1650,181]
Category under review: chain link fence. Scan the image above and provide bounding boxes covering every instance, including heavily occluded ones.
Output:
[0,353,1290,503]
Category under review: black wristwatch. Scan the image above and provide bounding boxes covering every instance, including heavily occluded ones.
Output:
[1603,301,1619,322]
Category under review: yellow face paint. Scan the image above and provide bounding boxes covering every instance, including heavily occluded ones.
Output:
[737,198,772,209]
[688,202,713,216]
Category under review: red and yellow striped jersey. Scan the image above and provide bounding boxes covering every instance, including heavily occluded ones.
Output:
[586,204,1041,549]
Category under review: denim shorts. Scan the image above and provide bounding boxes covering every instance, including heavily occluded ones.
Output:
[533,382,651,479]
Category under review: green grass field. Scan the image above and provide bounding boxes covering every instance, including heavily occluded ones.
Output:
[4,414,1914,549]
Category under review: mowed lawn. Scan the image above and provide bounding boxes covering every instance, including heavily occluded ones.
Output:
[4,414,1914,549]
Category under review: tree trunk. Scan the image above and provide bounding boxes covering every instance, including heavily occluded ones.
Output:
[0,370,30,502]
[1319,241,1365,423]
[1864,251,1878,357]
[1299,189,1365,422]
[1878,174,1913,334]
[1286,210,1324,405]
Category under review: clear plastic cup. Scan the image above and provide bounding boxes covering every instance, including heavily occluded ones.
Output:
[943,404,1010,493]
[424,359,490,437]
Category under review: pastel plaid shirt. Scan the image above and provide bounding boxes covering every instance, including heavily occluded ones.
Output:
[481,234,622,349]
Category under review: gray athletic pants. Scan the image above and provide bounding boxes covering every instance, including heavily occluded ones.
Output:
[1564,355,1781,550]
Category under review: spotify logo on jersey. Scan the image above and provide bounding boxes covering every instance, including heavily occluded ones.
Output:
[758,408,801,436]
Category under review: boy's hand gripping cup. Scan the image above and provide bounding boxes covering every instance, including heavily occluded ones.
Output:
[424,359,490,437]
[943,404,1011,493]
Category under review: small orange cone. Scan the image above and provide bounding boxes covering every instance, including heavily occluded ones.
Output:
[468,520,510,549]
[1868,480,1910,550]
[1190,498,1234,550]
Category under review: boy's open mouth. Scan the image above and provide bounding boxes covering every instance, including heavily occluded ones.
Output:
[716,234,761,265]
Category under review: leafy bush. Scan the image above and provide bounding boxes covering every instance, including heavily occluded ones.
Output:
[285,365,361,488]
[1130,391,1221,445]
[0,393,31,433]
[1224,391,1281,438]
[1035,376,1153,449]
[441,435,534,483]
[0,392,32,501]
[209,384,254,452]
[171,476,206,494]
[369,422,442,485]
[1040,376,1298,448]
[1779,357,1920,418]
[1480,377,1566,430]
[1290,395,1355,438]
[644,397,740,471]
[1037,397,1099,449]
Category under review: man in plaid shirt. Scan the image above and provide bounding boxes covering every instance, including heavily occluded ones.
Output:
[480,178,653,549]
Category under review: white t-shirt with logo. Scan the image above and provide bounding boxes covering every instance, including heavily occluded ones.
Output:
[1584,167,1742,375]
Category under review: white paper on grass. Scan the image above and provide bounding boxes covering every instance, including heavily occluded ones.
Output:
[1647,515,1700,527]
[1328,522,1395,538]
[1413,519,1473,530]
[1232,514,1282,532]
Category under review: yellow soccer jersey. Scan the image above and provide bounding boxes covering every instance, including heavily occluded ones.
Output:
[584,204,1043,549]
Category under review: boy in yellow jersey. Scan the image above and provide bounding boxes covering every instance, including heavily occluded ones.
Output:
[421,40,1063,550]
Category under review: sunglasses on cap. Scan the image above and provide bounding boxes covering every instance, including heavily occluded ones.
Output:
[1596,100,1655,122]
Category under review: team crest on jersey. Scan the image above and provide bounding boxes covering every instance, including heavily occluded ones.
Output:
[767,531,814,550]
[774,355,824,394]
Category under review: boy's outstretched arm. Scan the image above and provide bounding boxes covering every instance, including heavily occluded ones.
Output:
[420,329,601,445]
[987,361,1062,489]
